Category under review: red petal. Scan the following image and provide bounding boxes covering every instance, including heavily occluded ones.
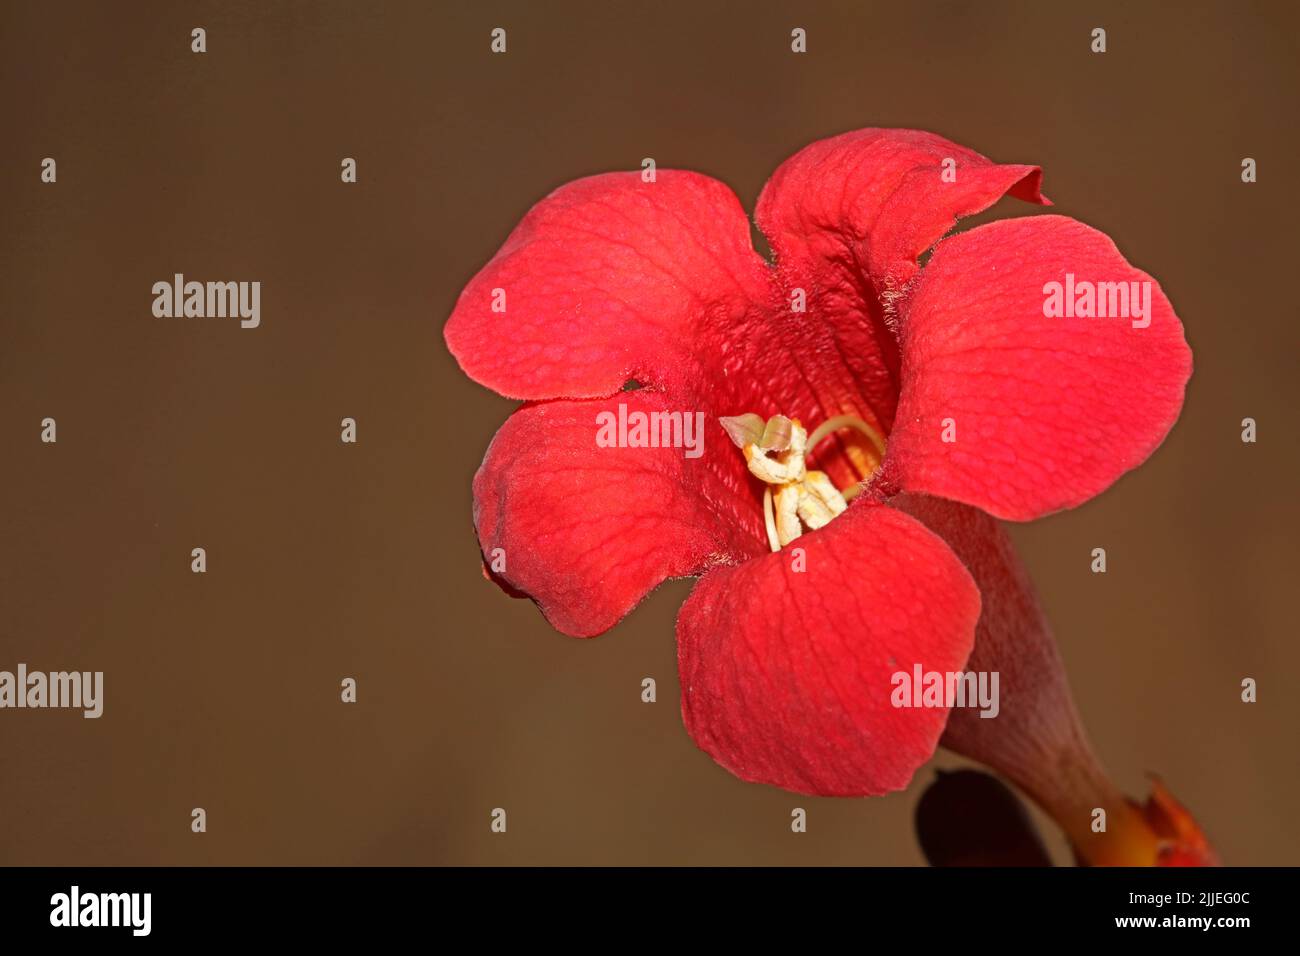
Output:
[887,215,1192,520]
[757,127,1046,290]
[676,503,980,796]
[754,128,1046,430]
[473,394,766,637]
[445,171,771,401]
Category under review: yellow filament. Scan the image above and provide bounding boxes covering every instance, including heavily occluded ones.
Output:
[805,414,886,502]
[805,414,887,459]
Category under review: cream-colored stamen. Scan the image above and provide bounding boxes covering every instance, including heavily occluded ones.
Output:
[774,483,803,546]
[796,470,847,530]
[761,487,781,552]
[743,421,807,484]
[722,411,884,552]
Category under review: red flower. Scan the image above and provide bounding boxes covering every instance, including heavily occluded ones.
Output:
[445,128,1191,799]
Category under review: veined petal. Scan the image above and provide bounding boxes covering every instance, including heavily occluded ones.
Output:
[445,171,772,401]
[754,128,1047,430]
[886,215,1192,520]
[676,502,980,796]
[473,393,766,637]
[756,127,1046,290]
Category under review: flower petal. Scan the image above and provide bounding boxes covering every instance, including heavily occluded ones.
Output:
[473,393,766,637]
[676,502,980,796]
[445,171,772,401]
[886,215,1192,520]
[752,129,1045,432]
[756,127,1047,291]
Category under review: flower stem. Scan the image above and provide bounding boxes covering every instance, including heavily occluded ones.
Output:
[895,492,1217,866]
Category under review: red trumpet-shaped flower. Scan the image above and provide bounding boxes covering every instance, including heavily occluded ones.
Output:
[445,128,1191,801]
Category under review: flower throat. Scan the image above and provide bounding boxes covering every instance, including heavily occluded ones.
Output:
[720,413,887,552]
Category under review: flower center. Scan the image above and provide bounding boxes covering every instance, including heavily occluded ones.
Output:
[720,413,887,552]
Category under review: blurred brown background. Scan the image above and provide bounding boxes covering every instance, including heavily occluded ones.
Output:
[1,0,1296,866]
